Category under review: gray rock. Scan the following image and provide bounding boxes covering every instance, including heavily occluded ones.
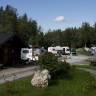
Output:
[31,69,51,87]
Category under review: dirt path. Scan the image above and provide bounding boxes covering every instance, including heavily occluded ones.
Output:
[59,54,92,65]
[59,54,96,76]
[0,66,37,84]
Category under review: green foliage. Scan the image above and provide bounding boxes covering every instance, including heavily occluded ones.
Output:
[37,52,71,79]
[44,22,96,48]
[51,61,71,79]
[37,52,58,72]
[0,5,18,33]
[1,5,96,48]
[0,5,43,45]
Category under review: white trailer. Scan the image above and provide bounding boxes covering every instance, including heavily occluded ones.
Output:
[21,47,45,61]
[21,48,37,61]
[48,46,70,55]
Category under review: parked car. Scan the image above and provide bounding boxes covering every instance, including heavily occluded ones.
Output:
[70,49,77,54]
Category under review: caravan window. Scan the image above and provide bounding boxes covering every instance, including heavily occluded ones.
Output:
[67,49,70,51]
[22,50,29,53]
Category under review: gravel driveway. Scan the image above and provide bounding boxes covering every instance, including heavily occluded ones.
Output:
[59,54,92,65]
[0,66,37,84]
[60,54,96,76]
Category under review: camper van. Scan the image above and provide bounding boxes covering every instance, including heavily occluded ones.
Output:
[21,47,45,61]
[21,48,36,61]
[48,46,70,55]
[48,46,62,55]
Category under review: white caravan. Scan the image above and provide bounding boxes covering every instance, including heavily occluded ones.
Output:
[21,48,37,61]
[48,46,70,55]
[48,46,62,54]
[21,47,45,61]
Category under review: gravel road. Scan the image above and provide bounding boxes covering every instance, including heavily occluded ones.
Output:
[59,54,92,65]
[0,66,37,84]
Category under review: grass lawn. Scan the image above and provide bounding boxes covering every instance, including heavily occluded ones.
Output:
[76,65,96,70]
[0,68,96,96]
[77,50,92,56]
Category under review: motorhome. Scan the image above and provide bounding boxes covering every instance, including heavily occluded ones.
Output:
[48,46,70,55]
[21,46,45,61]
[21,48,36,61]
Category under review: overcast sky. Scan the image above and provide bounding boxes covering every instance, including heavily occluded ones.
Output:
[1,0,96,32]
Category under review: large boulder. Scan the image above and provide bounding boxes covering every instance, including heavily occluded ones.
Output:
[31,69,51,87]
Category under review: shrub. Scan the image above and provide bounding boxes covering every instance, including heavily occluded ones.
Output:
[51,61,71,79]
[37,52,71,79]
[37,52,58,72]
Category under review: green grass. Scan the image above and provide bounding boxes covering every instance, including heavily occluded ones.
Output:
[0,68,96,96]
[77,50,92,56]
[76,65,96,70]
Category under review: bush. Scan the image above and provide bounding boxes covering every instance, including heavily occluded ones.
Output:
[37,52,58,71]
[37,52,71,79]
[51,61,71,79]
